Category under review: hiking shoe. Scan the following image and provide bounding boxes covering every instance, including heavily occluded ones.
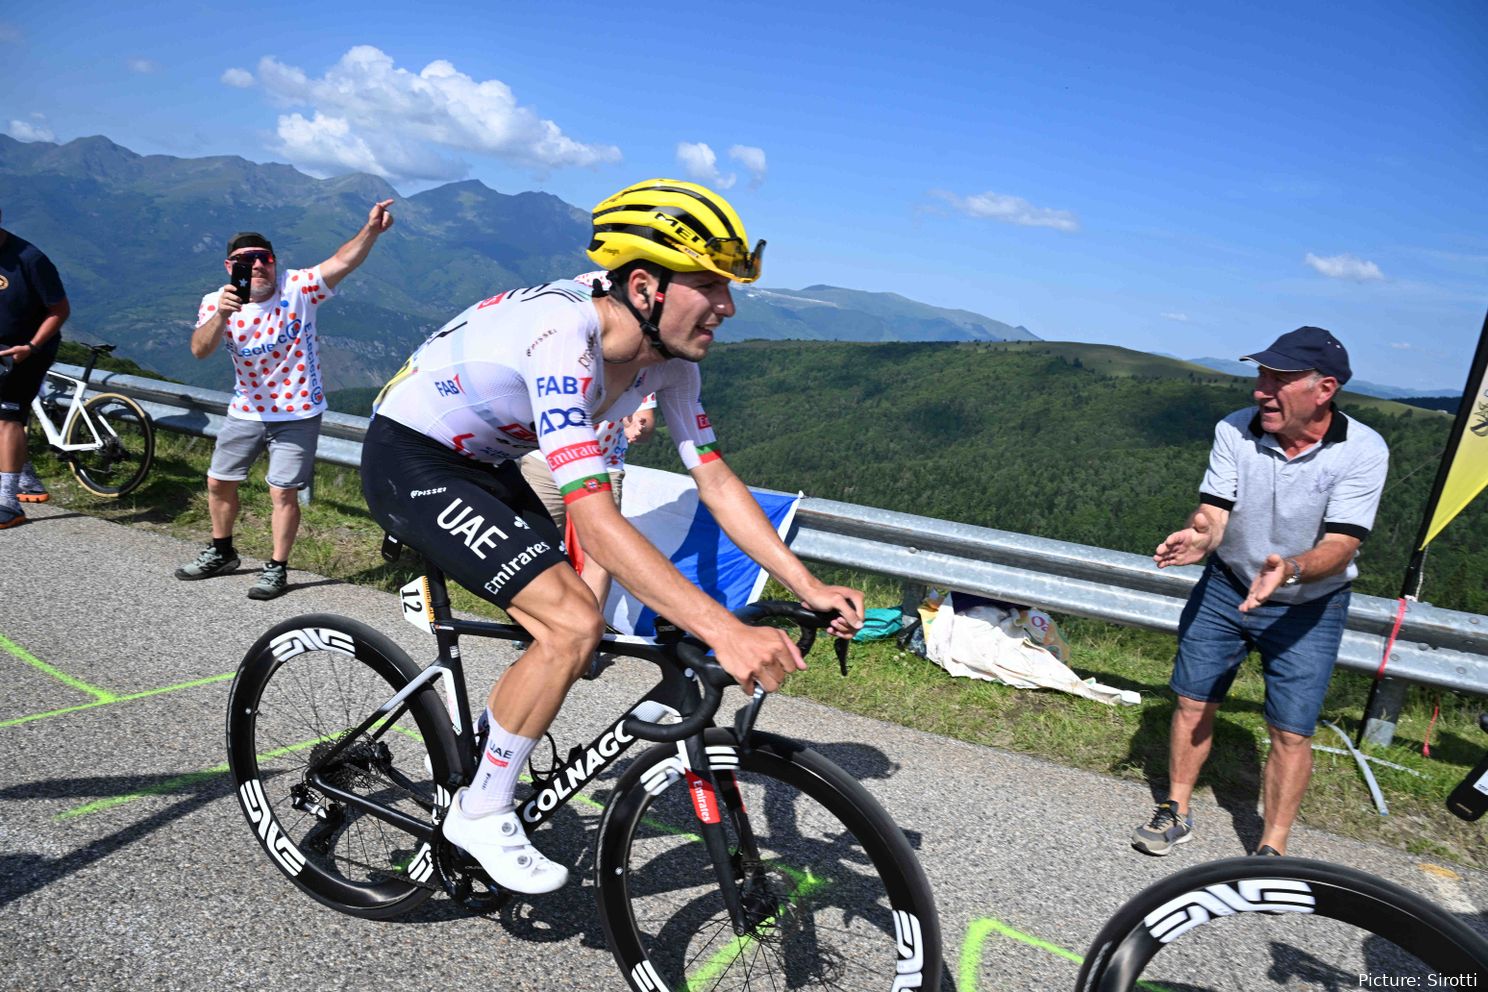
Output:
[247,562,288,601]
[0,505,27,529]
[1132,800,1194,855]
[441,788,568,894]
[175,545,240,580]
[16,480,48,503]
[1251,844,1283,856]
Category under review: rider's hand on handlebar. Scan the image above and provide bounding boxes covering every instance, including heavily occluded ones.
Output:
[714,623,805,694]
[217,284,245,315]
[800,583,866,640]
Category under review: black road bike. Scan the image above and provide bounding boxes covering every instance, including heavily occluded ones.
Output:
[225,550,943,992]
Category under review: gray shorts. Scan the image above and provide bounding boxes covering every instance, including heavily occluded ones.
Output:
[208,415,322,490]
[518,450,623,532]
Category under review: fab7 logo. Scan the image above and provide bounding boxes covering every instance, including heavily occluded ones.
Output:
[435,375,463,397]
[535,375,594,397]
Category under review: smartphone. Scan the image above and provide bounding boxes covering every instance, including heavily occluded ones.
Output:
[230,259,254,301]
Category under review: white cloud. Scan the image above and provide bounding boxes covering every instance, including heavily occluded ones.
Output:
[221,68,255,88]
[728,145,766,188]
[1390,342,1412,350]
[677,142,737,190]
[1161,312,1190,322]
[128,58,158,74]
[932,190,1079,232]
[1304,252,1384,281]
[253,46,620,182]
[6,116,55,143]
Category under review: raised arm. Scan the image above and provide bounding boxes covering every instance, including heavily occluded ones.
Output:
[319,199,394,290]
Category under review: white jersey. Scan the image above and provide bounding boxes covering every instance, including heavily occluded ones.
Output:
[373,280,719,506]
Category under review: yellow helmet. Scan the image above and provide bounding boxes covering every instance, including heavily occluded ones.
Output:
[587,179,765,283]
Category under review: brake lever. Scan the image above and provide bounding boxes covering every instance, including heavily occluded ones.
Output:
[732,685,768,755]
[835,636,850,677]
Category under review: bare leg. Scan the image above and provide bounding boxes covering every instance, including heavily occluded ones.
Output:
[1257,725,1313,853]
[1168,695,1221,813]
[267,484,300,561]
[207,477,241,539]
[0,421,25,473]
[488,564,605,738]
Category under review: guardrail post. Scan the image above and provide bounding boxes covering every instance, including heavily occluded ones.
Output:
[900,581,926,624]
[1360,678,1408,747]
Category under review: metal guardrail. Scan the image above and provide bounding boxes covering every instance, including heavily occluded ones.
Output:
[63,363,1488,708]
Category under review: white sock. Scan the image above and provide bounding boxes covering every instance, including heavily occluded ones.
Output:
[462,710,538,817]
[0,472,19,510]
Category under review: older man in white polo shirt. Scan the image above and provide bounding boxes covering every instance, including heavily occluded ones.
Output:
[1132,326,1389,857]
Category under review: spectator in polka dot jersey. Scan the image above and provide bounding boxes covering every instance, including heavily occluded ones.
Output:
[175,200,394,599]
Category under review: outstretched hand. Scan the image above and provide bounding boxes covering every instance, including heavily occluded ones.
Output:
[1154,513,1214,568]
[367,199,395,234]
[1239,554,1287,612]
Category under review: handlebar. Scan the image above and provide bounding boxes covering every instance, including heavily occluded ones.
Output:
[619,600,846,744]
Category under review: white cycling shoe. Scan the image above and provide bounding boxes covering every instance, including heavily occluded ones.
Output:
[442,788,569,894]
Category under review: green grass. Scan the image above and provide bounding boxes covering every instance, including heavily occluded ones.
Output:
[27,432,1488,869]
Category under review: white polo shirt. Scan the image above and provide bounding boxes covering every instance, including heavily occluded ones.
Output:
[1200,405,1389,604]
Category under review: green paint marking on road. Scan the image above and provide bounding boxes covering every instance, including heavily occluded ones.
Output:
[0,632,118,703]
[57,732,339,820]
[1,671,235,728]
[958,917,1173,992]
[684,866,826,990]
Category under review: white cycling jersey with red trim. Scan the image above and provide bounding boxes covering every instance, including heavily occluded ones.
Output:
[373,280,720,505]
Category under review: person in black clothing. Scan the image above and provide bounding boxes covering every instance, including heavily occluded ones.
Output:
[0,206,69,528]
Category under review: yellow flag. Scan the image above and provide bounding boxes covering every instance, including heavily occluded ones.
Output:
[1421,315,1488,549]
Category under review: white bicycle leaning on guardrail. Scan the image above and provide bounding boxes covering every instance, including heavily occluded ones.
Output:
[31,343,156,497]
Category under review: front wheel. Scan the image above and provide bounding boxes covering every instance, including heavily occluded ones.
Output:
[67,392,155,497]
[226,614,462,919]
[1077,856,1488,990]
[595,728,942,991]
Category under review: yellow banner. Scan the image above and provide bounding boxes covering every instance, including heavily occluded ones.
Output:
[1422,362,1488,548]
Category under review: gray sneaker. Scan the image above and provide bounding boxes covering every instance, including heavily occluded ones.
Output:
[175,546,240,580]
[1132,800,1194,855]
[247,562,288,600]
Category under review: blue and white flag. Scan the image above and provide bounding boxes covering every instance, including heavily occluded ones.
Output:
[603,464,802,636]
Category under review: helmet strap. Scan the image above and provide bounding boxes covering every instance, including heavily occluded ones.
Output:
[616,270,675,360]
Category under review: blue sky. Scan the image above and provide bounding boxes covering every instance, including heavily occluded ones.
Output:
[2,0,1484,391]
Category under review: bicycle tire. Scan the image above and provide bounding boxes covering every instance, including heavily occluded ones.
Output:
[1076,856,1488,991]
[67,392,155,497]
[226,613,462,920]
[595,727,943,991]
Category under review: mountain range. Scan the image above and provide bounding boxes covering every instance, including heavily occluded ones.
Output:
[1,134,1038,391]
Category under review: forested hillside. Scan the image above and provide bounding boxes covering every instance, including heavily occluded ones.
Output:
[622,341,1484,614]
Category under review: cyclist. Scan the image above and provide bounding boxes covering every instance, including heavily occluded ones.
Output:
[362,179,864,894]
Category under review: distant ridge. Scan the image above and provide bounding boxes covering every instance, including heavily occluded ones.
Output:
[1186,357,1458,400]
[0,133,1039,389]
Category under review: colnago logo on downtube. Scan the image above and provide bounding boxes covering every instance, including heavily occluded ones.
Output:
[269,627,355,661]
[892,910,925,991]
[1144,879,1316,943]
[240,779,306,876]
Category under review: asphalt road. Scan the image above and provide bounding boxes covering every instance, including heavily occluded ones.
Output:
[1,504,1484,991]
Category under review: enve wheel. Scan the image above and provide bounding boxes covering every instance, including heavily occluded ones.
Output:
[595,728,943,991]
[226,614,462,920]
[1077,856,1488,990]
[67,392,155,497]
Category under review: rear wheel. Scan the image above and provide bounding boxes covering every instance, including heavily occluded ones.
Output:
[226,614,462,919]
[67,392,154,496]
[595,728,942,991]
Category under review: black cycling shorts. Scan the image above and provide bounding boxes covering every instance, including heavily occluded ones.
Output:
[361,415,568,609]
[0,337,61,424]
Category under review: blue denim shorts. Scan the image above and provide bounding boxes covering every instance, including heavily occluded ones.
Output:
[1171,557,1351,737]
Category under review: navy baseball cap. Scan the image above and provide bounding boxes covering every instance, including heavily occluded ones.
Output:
[226,231,274,256]
[1240,326,1352,385]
